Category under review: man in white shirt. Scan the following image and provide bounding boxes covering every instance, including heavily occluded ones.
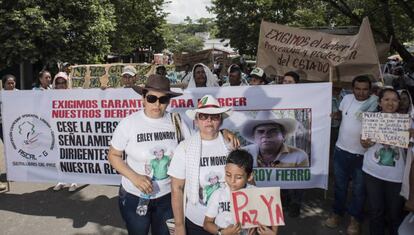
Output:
[325,75,372,235]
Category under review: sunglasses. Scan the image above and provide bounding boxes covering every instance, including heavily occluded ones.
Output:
[197,113,221,121]
[146,94,170,104]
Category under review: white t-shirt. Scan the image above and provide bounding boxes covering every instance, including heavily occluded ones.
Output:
[363,143,406,183]
[336,94,366,155]
[111,110,190,198]
[168,136,229,226]
[205,183,254,234]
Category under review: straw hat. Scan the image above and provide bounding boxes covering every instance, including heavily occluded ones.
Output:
[132,74,182,97]
[185,95,232,120]
[240,111,297,143]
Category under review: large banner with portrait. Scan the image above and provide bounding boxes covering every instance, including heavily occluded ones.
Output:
[1,83,331,189]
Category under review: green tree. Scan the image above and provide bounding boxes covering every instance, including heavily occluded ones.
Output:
[168,33,204,53]
[0,0,116,67]
[109,0,167,55]
[321,0,414,65]
[162,17,218,53]
[209,0,300,56]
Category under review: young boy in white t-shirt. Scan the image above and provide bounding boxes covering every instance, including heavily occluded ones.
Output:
[203,149,278,235]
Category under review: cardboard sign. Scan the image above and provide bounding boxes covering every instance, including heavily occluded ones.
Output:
[231,187,285,228]
[257,17,380,82]
[362,112,411,148]
[69,63,174,88]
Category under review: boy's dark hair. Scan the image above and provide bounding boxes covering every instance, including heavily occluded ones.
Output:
[352,75,372,89]
[229,65,241,74]
[226,149,253,175]
[283,71,300,83]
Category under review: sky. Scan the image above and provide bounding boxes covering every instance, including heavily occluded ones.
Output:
[164,0,215,24]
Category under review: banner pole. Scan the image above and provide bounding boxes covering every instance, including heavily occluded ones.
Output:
[329,65,334,82]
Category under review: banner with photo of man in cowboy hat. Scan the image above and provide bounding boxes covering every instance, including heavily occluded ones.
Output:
[2,82,331,189]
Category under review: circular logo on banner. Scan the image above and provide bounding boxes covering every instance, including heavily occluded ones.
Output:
[9,114,55,160]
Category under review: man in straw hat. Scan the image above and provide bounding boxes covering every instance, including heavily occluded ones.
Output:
[241,110,309,168]
[168,94,234,235]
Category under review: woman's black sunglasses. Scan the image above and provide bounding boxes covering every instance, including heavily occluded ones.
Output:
[146,94,170,104]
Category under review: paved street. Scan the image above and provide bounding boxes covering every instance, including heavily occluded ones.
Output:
[0,142,369,235]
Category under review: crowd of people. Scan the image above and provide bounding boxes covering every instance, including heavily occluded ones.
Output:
[0,60,414,235]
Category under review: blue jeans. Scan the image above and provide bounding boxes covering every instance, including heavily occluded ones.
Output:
[118,186,173,235]
[332,146,365,222]
[365,173,405,235]
[185,217,211,235]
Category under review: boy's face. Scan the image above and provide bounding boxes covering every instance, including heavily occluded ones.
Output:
[225,163,252,191]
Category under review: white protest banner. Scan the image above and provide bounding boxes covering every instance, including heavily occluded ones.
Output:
[362,112,411,148]
[231,187,284,228]
[257,17,380,82]
[2,83,331,189]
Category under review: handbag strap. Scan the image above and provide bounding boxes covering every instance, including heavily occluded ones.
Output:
[171,112,184,144]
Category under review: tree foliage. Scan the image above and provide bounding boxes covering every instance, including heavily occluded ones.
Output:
[320,0,414,64]
[209,0,300,55]
[162,17,216,53]
[0,0,116,67]
[169,34,204,53]
[109,0,167,55]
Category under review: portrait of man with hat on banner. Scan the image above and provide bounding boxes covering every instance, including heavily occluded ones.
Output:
[241,110,310,168]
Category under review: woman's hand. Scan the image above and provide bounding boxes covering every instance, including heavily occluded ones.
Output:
[174,223,186,235]
[257,223,277,235]
[131,173,153,194]
[360,138,375,148]
[222,223,241,235]
[222,129,240,149]
[330,111,341,120]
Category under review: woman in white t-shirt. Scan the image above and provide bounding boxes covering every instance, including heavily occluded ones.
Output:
[360,88,407,235]
[108,74,191,235]
[168,94,233,235]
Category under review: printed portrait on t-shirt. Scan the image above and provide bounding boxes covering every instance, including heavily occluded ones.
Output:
[374,145,400,167]
[199,171,224,206]
[145,146,172,181]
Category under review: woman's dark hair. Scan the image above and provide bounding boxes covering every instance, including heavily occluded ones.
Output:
[38,70,50,79]
[34,69,51,88]
[226,149,253,176]
[377,87,400,111]
[194,64,203,71]
[2,74,16,84]
[398,89,412,114]
[283,71,300,83]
